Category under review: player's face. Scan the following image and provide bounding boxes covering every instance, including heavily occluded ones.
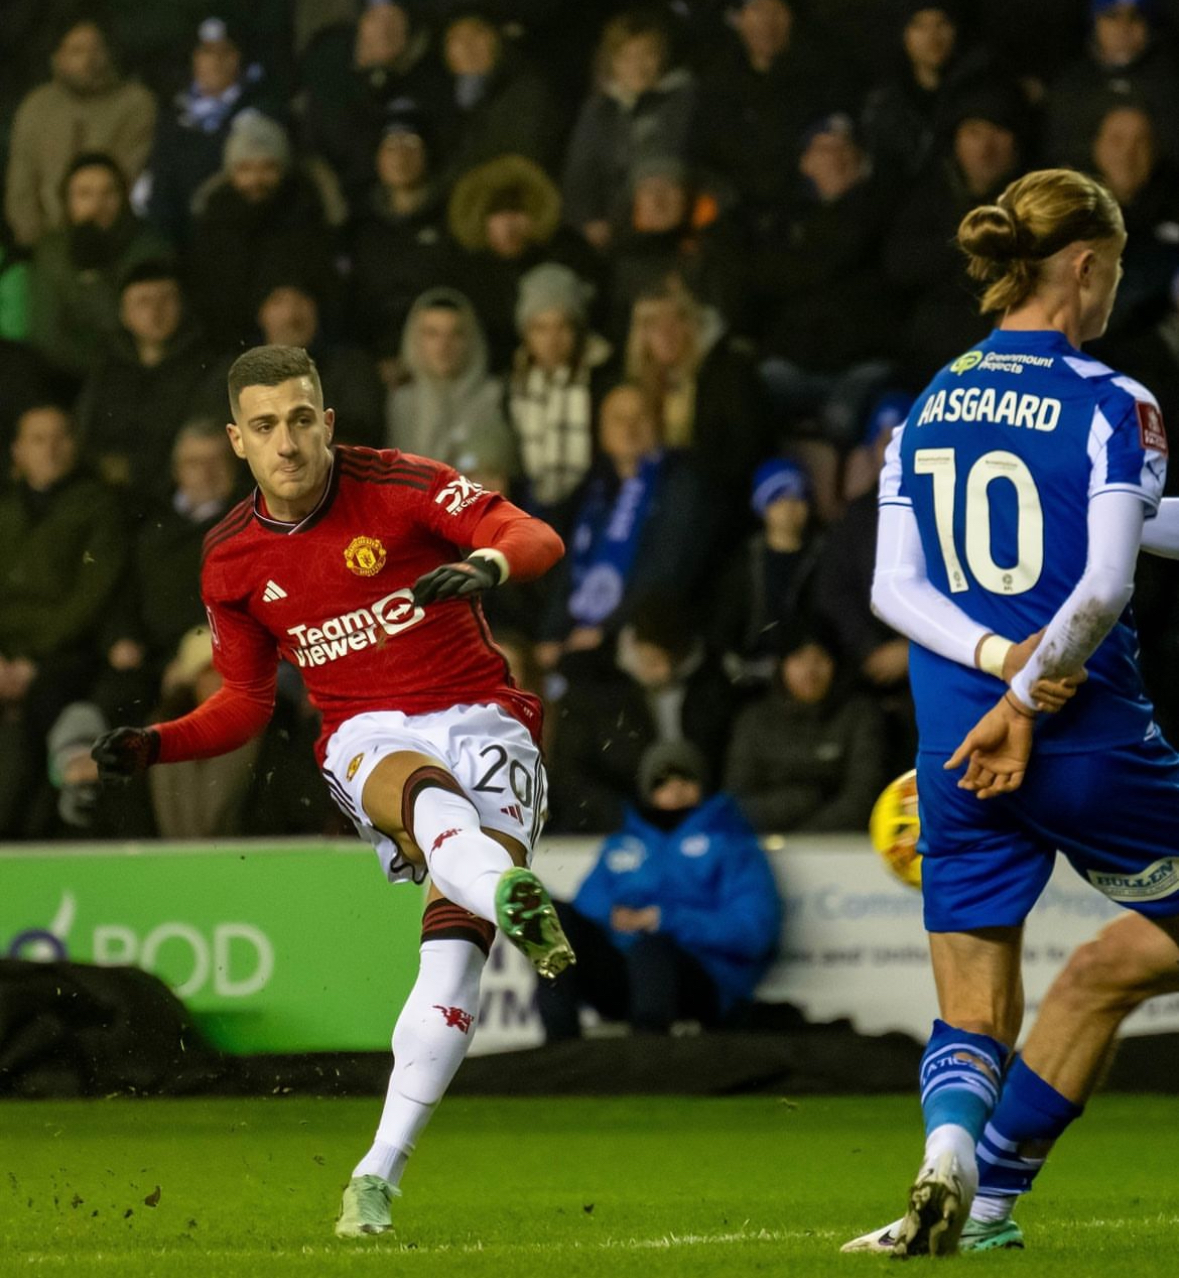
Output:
[12,408,76,492]
[120,279,182,345]
[229,377,335,520]
[525,309,577,371]
[67,166,123,229]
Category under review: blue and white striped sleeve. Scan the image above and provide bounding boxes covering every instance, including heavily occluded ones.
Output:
[1088,377,1167,515]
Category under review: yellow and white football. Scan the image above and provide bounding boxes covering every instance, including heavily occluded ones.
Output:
[868,768,922,889]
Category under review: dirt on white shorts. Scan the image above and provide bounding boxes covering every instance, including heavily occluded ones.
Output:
[321,702,548,884]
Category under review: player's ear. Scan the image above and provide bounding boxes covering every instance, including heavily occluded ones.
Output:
[1075,246,1096,286]
[226,421,246,460]
[323,407,335,442]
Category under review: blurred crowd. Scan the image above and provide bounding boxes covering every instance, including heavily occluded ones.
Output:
[4,0,1179,843]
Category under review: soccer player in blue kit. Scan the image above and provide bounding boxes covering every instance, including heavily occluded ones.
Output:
[841,168,1179,1258]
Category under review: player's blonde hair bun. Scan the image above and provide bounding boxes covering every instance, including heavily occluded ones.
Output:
[957,168,1123,315]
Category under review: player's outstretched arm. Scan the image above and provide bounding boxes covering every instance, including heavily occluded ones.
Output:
[1140,496,1179,558]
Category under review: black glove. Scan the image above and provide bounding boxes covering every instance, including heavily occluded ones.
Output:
[412,555,502,606]
[91,726,160,781]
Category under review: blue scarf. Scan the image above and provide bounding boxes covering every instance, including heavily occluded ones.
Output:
[567,454,662,627]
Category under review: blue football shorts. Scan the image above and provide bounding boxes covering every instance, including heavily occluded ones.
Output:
[917,731,1179,932]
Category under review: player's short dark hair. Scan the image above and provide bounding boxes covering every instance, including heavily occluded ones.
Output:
[227,345,322,418]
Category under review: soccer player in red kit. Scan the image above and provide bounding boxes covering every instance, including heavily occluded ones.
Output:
[92,345,574,1238]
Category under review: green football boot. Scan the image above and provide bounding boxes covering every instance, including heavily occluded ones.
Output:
[495,867,575,979]
[334,1174,399,1238]
[961,1215,1025,1251]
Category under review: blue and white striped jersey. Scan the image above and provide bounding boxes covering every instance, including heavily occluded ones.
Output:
[881,327,1167,752]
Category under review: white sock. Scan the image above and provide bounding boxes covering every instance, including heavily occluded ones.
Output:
[352,940,485,1185]
[411,784,512,922]
[925,1122,979,1193]
[969,1193,1016,1224]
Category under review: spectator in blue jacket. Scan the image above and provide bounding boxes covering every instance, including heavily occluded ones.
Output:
[536,740,782,1039]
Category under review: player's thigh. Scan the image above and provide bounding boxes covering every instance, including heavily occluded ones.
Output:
[916,754,1055,933]
[361,748,449,865]
[1017,739,1179,922]
[927,927,1024,1042]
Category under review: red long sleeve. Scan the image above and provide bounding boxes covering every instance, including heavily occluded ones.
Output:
[154,675,276,763]
[468,504,564,581]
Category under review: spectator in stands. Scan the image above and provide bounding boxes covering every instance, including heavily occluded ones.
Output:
[561,8,695,252]
[536,739,781,1039]
[436,10,563,185]
[5,18,156,248]
[302,2,446,203]
[1045,0,1179,169]
[623,276,768,525]
[348,101,451,357]
[187,112,341,346]
[724,621,885,833]
[1089,101,1179,336]
[605,156,747,338]
[812,414,915,774]
[143,17,279,246]
[28,153,171,382]
[77,260,227,510]
[755,113,897,468]
[386,286,515,472]
[691,0,855,231]
[0,405,126,837]
[861,3,991,181]
[547,600,734,832]
[255,279,384,447]
[710,457,823,688]
[508,262,611,530]
[447,154,599,370]
[536,384,712,664]
[884,84,1026,382]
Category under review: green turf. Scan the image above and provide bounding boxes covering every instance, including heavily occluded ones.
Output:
[2,1094,1177,1277]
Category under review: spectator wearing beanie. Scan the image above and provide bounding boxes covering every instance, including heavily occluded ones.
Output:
[561,9,696,252]
[447,154,601,371]
[348,99,452,357]
[724,619,885,834]
[709,456,824,688]
[535,738,781,1040]
[1046,0,1179,169]
[143,17,282,246]
[5,19,156,248]
[508,262,611,530]
[187,111,341,345]
[301,1,447,206]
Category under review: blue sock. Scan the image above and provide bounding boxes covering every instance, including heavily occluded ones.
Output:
[920,1019,1007,1141]
[976,1055,1083,1201]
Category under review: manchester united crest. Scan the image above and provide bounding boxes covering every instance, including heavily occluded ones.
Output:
[346,752,365,781]
[344,535,387,577]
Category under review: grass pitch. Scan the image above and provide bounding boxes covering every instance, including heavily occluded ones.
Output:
[2,1094,1177,1277]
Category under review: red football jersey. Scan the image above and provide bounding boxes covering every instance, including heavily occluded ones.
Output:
[191,447,549,763]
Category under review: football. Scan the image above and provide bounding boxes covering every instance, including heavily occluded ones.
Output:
[868,768,922,889]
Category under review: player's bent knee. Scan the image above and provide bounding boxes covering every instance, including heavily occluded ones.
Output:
[421,897,496,956]
[1054,935,1156,1011]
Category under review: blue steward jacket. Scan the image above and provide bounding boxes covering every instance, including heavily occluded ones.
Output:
[572,794,782,1012]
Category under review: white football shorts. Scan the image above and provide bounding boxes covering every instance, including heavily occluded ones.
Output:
[322,702,548,884]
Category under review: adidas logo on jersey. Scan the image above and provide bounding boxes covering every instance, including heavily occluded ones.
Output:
[262,580,288,602]
[500,803,523,823]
